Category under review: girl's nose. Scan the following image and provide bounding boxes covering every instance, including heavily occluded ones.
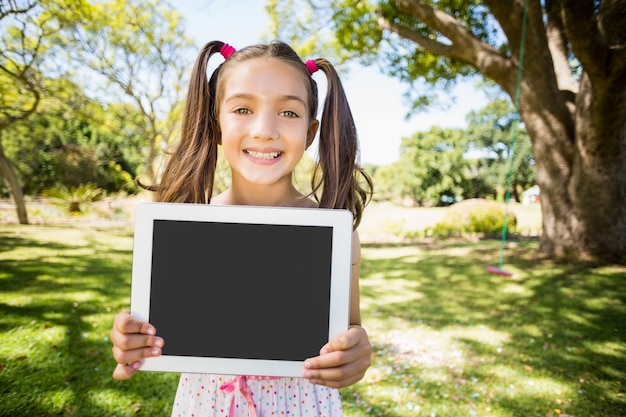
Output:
[251,112,279,141]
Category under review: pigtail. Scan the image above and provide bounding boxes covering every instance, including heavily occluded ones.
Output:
[312,59,373,228]
[155,41,225,203]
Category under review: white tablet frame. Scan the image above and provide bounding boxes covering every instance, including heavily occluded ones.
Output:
[130,202,353,377]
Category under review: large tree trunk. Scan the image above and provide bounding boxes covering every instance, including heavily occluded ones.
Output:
[0,140,28,224]
[514,45,626,263]
[414,0,626,263]
[537,76,626,262]
[562,72,626,262]
[546,0,626,263]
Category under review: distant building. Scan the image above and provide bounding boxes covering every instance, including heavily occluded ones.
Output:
[522,185,540,205]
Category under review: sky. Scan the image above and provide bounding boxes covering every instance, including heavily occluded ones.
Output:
[175,0,488,166]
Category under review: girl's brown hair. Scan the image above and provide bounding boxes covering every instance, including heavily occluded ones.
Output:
[153,40,372,227]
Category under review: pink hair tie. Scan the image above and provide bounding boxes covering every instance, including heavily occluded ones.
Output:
[220,43,236,59]
[305,59,318,75]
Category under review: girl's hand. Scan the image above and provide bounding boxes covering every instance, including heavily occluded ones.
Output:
[302,325,371,388]
[110,311,164,380]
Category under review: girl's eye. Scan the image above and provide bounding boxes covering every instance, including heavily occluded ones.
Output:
[234,108,251,115]
[280,110,299,118]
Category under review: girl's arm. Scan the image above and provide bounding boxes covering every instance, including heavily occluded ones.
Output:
[303,231,372,388]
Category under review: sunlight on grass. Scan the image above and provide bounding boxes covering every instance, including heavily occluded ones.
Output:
[89,389,136,411]
[585,341,625,359]
[500,282,529,295]
[361,277,423,308]
[488,364,576,411]
[343,242,626,416]
[1,223,625,416]
[361,246,424,259]
[41,389,76,413]
[3,294,33,306]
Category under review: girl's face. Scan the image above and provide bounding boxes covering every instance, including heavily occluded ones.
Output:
[218,57,319,190]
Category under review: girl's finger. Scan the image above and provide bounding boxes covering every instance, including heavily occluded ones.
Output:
[304,350,350,370]
[306,364,364,389]
[112,345,162,365]
[114,312,156,335]
[110,330,163,351]
[112,362,141,380]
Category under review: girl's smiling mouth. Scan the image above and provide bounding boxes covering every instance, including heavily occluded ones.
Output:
[244,150,283,160]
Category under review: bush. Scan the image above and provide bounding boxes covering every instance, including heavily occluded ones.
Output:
[99,161,139,194]
[431,198,517,238]
[42,183,104,214]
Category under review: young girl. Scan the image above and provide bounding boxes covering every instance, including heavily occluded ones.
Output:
[110,40,373,417]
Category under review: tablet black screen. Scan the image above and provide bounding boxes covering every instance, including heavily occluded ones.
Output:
[149,220,334,361]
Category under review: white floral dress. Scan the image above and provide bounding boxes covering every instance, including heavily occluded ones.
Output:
[171,373,343,417]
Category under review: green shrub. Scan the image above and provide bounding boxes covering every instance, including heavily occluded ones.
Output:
[381,218,406,237]
[42,183,104,214]
[99,161,139,194]
[432,198,517,238]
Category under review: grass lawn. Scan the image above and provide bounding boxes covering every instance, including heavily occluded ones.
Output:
[0,224,179,416]
[1,205,625,416]
[346,241,625,416]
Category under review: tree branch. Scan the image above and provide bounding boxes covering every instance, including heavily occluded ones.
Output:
[0,80,40,130]
[394,0,482,62]
[0,0,35,21]
[558,0,607,79]
[377,13,453,56]
[545,1,577,86]
[544,0,577,113]
[599,0,626,49]
[382,0,512,88]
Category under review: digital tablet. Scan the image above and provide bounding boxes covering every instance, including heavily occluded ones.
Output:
[130,202,353,377]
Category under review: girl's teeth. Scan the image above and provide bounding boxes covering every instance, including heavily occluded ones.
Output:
[246,150,281,159]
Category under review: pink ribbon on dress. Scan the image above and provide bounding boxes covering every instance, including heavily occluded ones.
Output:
[220,375,278,417]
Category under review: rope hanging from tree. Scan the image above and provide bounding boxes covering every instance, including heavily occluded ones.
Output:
[486,0,529,277]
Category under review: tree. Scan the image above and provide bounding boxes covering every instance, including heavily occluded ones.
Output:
[70,0,195,185]
[0,0,81,223]
[2,78,144,195]
[369,162,402,202]
[395,127,470,206]
[268,0,626,262]
[465,98,535,202]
